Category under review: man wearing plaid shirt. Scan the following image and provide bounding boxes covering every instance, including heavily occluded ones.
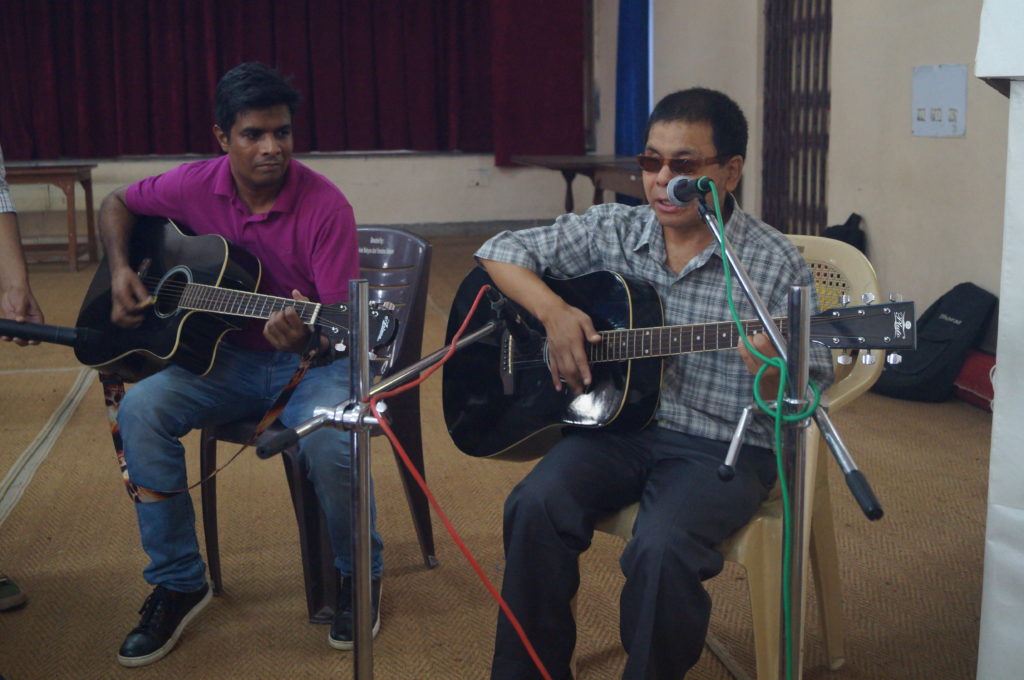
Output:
[480,89,833,679]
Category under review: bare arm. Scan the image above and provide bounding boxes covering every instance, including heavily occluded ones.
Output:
[478,258,601,394]
[98,187,152,328]
[0,212,44,345]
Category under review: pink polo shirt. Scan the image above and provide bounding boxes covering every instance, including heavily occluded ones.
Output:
[125,155,359,352]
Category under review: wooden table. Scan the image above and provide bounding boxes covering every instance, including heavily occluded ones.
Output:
[5,161,98,271]
[511,155,645,212]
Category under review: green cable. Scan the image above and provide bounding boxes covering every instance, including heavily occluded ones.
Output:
[705,180,821,680]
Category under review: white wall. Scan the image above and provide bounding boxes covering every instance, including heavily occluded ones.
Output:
[830,1,1006,307]
[978,78,1024,680]
[975,2,1024,676]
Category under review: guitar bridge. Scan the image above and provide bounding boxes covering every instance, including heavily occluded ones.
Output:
[500,329,515,395]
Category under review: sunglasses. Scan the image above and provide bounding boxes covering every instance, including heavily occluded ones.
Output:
[635,154,726,175]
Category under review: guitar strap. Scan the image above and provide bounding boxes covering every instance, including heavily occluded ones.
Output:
[100,333,326,504]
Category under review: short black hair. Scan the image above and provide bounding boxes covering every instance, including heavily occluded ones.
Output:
[645,87,748,159]
[214,62,301,136]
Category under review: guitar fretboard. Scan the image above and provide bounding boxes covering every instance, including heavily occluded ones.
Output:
[179,283,322,324]
[589,318,789,362]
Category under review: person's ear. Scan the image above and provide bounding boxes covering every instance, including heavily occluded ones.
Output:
[722,155,744,193]
[213,125,230,152]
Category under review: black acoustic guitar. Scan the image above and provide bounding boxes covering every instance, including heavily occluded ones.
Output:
[27,216,396,382]
[442,267,916,460]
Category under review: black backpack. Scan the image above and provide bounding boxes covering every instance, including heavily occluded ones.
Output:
[871,282,997,402]
[823,213,867,255]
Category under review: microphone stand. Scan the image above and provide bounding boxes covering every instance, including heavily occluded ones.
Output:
[695,196,882,679]
[257,279,502,680]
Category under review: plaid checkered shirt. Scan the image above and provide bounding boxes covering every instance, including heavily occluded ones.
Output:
[475,200,834,449]
[0,146,15,214]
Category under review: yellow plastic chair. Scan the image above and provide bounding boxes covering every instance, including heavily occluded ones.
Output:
[592,235,884,679]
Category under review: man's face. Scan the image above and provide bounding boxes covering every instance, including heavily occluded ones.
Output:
[641,120,743,232]
[214,104,293,192]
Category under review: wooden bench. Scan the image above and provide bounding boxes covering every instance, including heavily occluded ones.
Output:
[511,155,644,212]
[5,161,98,271]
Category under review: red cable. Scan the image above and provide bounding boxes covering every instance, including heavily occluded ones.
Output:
[367,284,553,680]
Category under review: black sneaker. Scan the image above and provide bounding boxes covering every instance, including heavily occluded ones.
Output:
[0,573,27,611]
[329,577,382,650]
[117,584,211,667]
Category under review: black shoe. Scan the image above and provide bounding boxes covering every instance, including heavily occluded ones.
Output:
[329,577,381,650]
[0,573,27,611]
[117,584,211,667]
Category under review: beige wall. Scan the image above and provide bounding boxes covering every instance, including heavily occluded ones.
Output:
[10,153,597,238]
[594,0,1006,308]
[650,1,765,215]
[830,1,1006,307]
[592,0,620,156]
[591,0,764,211]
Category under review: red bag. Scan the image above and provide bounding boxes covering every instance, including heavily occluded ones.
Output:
[953,349,996,411]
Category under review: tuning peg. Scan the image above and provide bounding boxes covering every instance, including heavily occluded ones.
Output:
[886,352,903,366]
[861,353,877,365]
[837,353,853,366]
[861,292,877,305]
[888,293,904,303]
[839,294,851,307]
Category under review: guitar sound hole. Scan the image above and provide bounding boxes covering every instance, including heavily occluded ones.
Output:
[154,269,189,318]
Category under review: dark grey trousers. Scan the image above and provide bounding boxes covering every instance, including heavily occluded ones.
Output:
[490,425,777,680]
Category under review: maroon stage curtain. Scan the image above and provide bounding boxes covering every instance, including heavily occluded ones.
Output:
[0,0,581,165]
[491,0,585,166]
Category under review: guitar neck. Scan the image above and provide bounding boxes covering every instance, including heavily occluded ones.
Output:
[179,282,321,323]
[590,317,786,362]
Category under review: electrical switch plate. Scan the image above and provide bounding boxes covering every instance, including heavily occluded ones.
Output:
[912,64,967,137]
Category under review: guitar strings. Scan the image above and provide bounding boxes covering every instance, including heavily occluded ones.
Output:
[134,274,353,333]
[509,314,876,368]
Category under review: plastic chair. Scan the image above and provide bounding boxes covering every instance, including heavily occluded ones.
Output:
[198,227,436,624]
[591,235,884,678]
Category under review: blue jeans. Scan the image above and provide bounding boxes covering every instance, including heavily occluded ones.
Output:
[118,342,384,592]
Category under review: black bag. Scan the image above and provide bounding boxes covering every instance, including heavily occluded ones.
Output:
[823,213,867,255]
[871,282,997,402]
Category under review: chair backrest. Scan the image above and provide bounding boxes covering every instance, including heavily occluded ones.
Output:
[787,234,884,410]
[357,227,433,378]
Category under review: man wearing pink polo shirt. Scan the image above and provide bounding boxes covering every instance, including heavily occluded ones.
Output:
[97,62,383,667]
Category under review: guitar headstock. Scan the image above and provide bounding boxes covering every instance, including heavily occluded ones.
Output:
[811,300,916,352]
[366,302,398,351]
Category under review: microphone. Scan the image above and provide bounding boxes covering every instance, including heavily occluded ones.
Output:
[666,175,713,206]
[0,319,104,351]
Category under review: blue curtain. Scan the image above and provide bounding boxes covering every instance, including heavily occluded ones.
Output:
[614,0,649,204]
